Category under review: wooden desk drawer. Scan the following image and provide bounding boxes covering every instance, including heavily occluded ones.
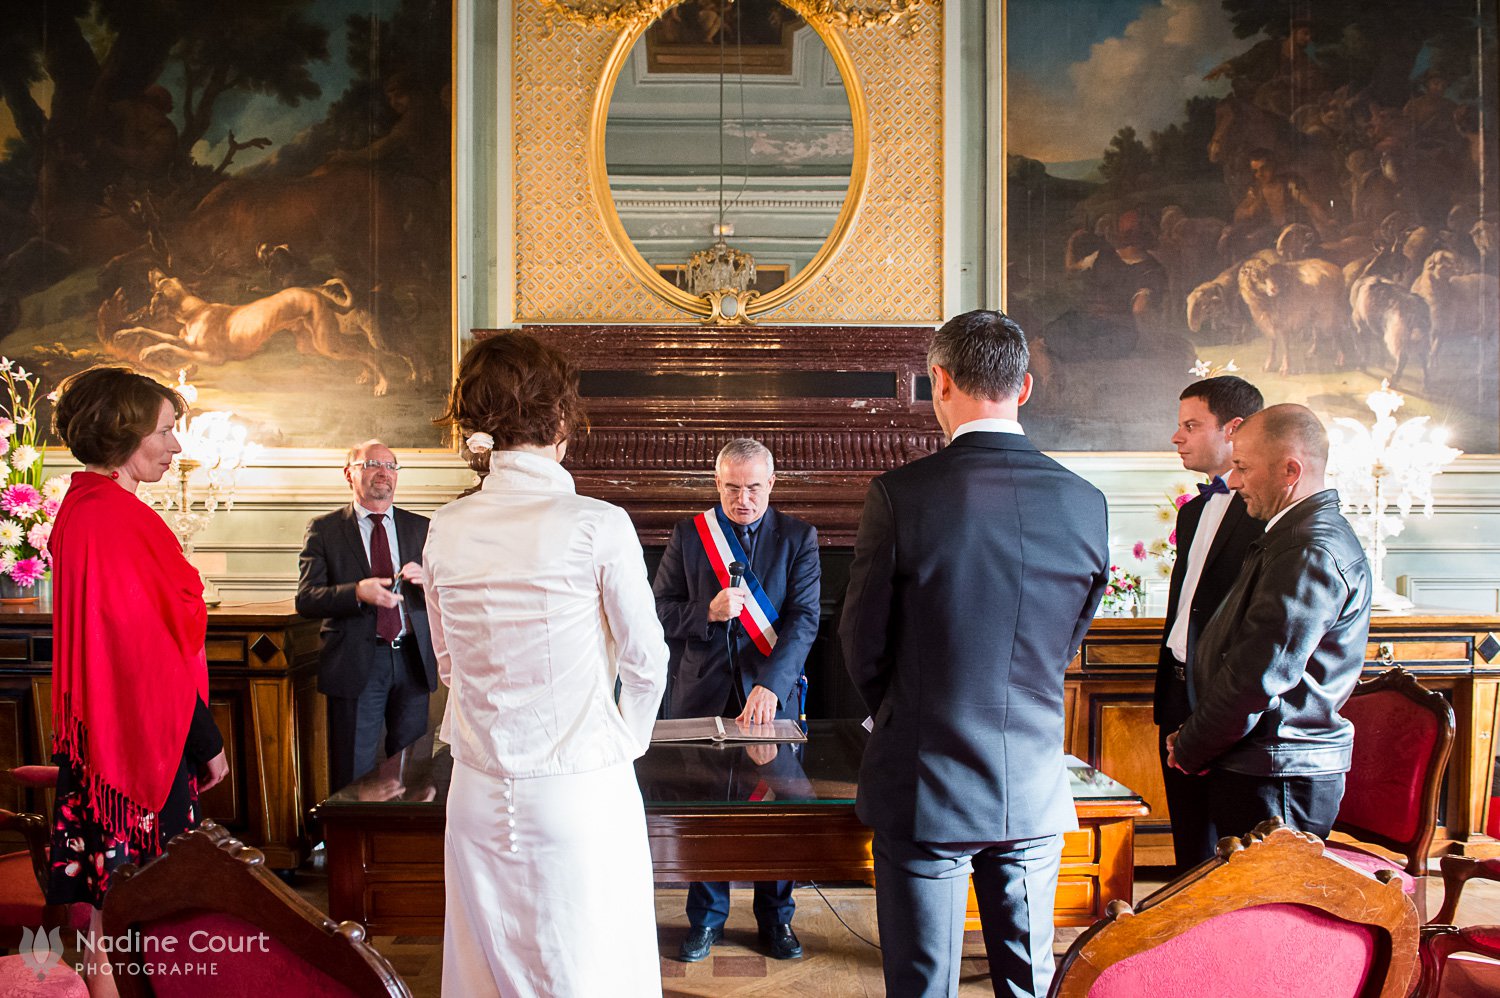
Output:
[1061,827,1096,861]
[1083,642,1158,668]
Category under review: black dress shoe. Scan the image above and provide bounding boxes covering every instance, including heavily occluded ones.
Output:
[678,925,723,962]
[759,923,803,960]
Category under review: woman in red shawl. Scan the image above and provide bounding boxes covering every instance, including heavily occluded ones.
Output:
[46,367,227,987]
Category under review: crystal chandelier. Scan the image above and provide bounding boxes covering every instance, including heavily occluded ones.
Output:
[1326,380,1462,612]
[145,372,262,606]
[687,222,756,295]
[687,0,755,297]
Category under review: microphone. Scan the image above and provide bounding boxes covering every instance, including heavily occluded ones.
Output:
[727,561,746,637]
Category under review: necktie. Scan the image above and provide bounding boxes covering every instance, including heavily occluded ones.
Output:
[368,513,401,643]
[1198,476,1230,497]
[736,525,755,566]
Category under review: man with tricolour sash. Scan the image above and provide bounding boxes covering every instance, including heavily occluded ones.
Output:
[652,437,822,964]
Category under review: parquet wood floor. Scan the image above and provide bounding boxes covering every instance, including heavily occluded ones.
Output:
[291,868,1500,997]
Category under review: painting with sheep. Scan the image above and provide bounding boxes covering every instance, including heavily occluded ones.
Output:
[1006,0,1499,453]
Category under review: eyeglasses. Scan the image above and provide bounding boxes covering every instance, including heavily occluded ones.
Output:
[351,460,401,472]
[718,484,767,499]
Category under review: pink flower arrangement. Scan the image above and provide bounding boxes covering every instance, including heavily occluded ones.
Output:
[8,557,46,587]
[1099,564,1143,615]
[1,483,40,517]
[0,359,64,591]
[1174,492,1194,509]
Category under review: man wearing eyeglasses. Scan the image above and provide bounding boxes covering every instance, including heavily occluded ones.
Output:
[296,440,438,792]
[652,438,822,964]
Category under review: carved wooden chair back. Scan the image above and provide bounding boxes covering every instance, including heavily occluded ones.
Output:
[100,820,409,998]
[1049,820,1420,998]
[1333,667,1455,877]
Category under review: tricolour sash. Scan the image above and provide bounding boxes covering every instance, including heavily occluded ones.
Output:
[693,508,780,657]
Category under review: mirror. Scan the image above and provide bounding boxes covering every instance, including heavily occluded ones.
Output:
[588,0,868,321]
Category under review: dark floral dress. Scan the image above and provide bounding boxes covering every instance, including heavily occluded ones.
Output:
[47,696,224,907]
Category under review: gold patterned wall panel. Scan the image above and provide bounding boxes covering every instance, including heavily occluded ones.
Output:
[511,0,944,323]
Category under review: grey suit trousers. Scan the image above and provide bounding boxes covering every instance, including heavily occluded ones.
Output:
[872,831,1063,998]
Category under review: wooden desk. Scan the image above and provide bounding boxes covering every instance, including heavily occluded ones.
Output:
[0,599,324,868]
[1071,611,1500,866]
[316,721,1148,936]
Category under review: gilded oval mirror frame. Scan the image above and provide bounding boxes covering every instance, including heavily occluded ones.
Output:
[586,0,871,322]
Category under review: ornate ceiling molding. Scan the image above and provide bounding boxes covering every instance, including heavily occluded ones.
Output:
[540,0,938,35]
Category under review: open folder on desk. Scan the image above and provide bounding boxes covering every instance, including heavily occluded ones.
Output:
[651,716,807,744]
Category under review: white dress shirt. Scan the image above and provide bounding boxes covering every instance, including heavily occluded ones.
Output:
[1165,489,1233,664]
[353,501,409,638]
[951,417,1024,439]
[1265,492,1314,533]
[423,451,668,779]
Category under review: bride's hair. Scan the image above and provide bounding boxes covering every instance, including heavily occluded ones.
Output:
[435,333,588,473]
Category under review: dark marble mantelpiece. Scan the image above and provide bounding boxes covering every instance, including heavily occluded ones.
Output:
[473,324,943,544]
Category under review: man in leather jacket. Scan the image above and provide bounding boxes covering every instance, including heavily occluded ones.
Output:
[1167,404,1372,841]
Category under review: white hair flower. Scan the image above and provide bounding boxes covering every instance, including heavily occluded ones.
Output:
[465,431,495,453]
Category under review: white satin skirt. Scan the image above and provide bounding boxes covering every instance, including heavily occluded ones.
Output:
[442,758,662,998]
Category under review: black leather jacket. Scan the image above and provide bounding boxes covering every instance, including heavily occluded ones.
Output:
[1175,490,1372,777]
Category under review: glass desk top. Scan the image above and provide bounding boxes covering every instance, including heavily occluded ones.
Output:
[319,719,1142,811]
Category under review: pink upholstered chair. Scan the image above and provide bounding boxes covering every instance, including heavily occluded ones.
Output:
[0,954,88,996]
[1432,855,1500,926]
[1326,668,1455,892]
[1415,923,1500,996]
[0,808,91,951]
[101,820,409,998]
[1048,819,1420,998]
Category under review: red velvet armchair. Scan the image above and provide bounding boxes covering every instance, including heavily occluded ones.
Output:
[1326,668,1455,891]
[1048,819,1419,998]
[0,807,90,951]
[100,820,409,998]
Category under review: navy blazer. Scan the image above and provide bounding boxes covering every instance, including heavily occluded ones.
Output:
[652,506,821,719]
[841,432,1109,843]
[1154,491,1264,728]
[294,504,438,698]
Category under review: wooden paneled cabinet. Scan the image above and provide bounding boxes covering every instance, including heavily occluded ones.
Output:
[1070,613,1500,866]
[0,600,323,869]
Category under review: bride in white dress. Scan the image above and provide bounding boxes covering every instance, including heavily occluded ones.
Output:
[425,332,668,997]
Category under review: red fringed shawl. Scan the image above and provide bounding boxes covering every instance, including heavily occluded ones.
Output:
[50,471,207,850]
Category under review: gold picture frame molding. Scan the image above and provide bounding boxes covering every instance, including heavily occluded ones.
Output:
[585,1,873,321]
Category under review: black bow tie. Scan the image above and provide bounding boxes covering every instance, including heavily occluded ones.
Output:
[1198,476,1230,497]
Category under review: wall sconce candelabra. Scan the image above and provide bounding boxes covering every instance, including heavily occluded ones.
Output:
[1327,380,1462,612]
[146,374,261,606]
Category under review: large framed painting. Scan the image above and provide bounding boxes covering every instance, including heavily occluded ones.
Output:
[1006,0,1499,453]
[0,0,453,448]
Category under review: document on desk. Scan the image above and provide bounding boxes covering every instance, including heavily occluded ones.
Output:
[651,716,807,744]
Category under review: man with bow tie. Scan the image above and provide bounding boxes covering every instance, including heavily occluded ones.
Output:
[1156,377,1264,870]
[653,438,821,963]
[1167,405,1372,846]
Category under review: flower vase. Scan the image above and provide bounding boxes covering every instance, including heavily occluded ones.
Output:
[0,574,39,604]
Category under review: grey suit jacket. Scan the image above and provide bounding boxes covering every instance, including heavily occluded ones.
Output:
[840,432,1109,843]
[294,504,438,698]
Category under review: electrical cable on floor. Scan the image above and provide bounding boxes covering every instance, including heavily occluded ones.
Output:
[807,882,881,950]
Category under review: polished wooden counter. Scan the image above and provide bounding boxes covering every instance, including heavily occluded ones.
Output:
[316,722,1148,936]
[0,598,323,868]
[1072,611,1500,866]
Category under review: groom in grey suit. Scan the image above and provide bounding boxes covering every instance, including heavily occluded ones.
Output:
[841,311,1109,997]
